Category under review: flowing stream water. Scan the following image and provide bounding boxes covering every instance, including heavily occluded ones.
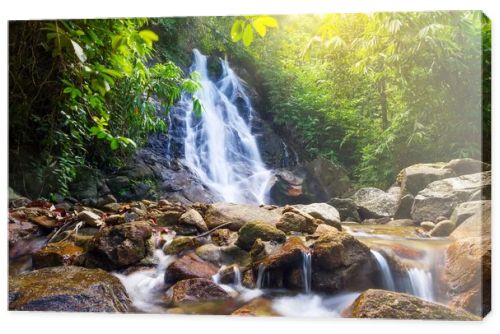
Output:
[166,49,273,204]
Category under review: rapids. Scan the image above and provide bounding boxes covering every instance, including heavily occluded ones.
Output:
[114,223,451,315]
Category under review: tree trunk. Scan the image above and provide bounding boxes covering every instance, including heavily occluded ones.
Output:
[377,78,389,130]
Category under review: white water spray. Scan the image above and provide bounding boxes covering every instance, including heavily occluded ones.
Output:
[174,49,273,204]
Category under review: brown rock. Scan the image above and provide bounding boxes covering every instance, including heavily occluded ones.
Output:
[78,210,104,227]
[164,278,230,305]
[400,163,455,195]
[444,158,490,176]
[429,220,455,237]
[104,214,126,225]
[276,211,319,234]
[164,253,218,285]
[311,231,376,292]
[84,221,153,270]
[232,298,278,316]
[29,215,60,229]
[179,209,208,232]
[261,236,309,269]
[157,210,184,226]
[445,204,490,316]
[9,266,130,312]
[345,289,480,320]
[236,221,286,251]
[420,221,435,232]
[32,241,84,269]
[211,228,237,246]
[163,236,200,255]
[205,203,282,231]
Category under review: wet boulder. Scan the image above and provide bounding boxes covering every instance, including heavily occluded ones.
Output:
[163,236,201,255]
[205,203,282,231]
[9,266,130,312]
[445,203,491,316]
[293,203,341,227]
[164,253,219,285]
[345,289,480,320]
[8,187,31,208]
[270,169,308,205]
[429,220,455,237]
[450,200,490,227]
[78,210,104,227]
[327,198,361,222]
[211,228,237,246]
[164,278,230,306]
[261,236,309,269]
[411,172,491,222]
[399,163,455,195]
[232,298,278,316]
[302,158,351,202]
[195,244,223,264]
[351,187,400,219]
[420,221,435,232]
[276,211,320,234]
[311,231,376,292]
[84,221,154,270]
[32,241,84,269]
[236,221,286,251]
[385,219,415,227]
[444,158,490,177]
[220,245,252,267]
[179,208,208,232]
[393,194,414,220]
[8,213,42,247]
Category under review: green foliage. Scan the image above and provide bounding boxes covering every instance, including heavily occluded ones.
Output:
[9,18,200,197]
[248,12,487,187]
[231,16,278,46]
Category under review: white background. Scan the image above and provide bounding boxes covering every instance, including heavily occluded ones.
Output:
[0,0,498,333]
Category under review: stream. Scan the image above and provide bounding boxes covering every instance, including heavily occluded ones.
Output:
[114,223,451,316]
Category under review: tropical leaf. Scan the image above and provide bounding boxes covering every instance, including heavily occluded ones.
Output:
[70,40,87,63]
[242,24,254,46]
[231,20,244,42]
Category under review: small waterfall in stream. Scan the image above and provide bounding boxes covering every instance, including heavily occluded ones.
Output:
[405,268,434,301]
[371,250,396,291]
[256,263,267,289]
[370,248,436,302]
[233,265,243,288]
[302,252,312,294]
[167,49,273,204]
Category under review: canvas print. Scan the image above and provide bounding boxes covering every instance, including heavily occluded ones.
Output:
[8,11,490,319]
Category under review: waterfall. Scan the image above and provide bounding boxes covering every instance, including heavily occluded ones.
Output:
[280,139,299,168]
[113,249,175,313]
[370,250,396,291]
[168,49,273,204]
[302,252,312,294]
[405,268,434,301]
[256,263,267,289]
[233,265,243,288]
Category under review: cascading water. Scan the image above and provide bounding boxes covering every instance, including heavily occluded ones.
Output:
[371,250,396,291]
[405,268,434,301]
[167,49,273,204]
[302,252,312,294]
[280,139,299,168]
[347,224,449,303]
[256,263,267,289]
